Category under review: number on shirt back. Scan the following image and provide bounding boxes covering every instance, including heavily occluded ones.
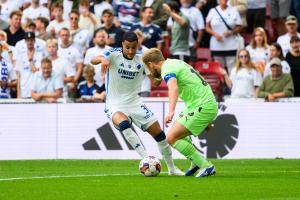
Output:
[190,68,208,86]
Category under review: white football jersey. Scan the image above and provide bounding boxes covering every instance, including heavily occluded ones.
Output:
[104,48,149,106]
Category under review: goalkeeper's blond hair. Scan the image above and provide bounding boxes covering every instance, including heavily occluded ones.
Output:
[142,48,165,65]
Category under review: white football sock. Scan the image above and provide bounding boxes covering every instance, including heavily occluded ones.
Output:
[157,139,175,172]
[122,128,147,158]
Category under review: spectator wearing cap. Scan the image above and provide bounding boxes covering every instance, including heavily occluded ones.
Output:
[277,15,300,56]
[21,0,50,26]
[4,10,25,46]
[16,31,43,98]
[100,9,124,48]
[31,57,64,103]
[286,36,300,97]
[35,17,51,41]
[256,57,294,101]
[76,64,105,102]
[13,22,47,66]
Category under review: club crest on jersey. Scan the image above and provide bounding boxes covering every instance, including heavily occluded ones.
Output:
[136,64,141,70]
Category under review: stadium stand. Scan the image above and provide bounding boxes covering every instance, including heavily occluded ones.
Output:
[193,61,225,101]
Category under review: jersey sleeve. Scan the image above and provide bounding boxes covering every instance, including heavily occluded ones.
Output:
[103,48,121,63]
[161,61,180,83]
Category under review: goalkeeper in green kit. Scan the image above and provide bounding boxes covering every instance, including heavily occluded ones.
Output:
[142,48,218,178]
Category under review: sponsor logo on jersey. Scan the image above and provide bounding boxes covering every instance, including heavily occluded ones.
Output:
[118,68,139,79]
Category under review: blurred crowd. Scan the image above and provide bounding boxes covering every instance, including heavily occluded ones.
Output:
[0,0,299,102]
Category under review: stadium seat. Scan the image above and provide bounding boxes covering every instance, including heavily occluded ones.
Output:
[196,48,212,61]
[150,90,169,97]
[193,61,225,101]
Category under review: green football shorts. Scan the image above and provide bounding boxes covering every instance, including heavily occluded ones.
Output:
[176,101,218,136]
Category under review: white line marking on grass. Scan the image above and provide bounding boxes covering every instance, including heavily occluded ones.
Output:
[0,173,141,182]
[0,172,169,182]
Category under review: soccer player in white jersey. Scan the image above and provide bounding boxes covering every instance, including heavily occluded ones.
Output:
[91,32,184,176]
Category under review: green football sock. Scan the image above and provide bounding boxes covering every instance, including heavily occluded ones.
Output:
[172,139,210,168]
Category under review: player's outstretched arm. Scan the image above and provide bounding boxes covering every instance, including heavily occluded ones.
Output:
[91,55,107,65]
[165,78,179,127]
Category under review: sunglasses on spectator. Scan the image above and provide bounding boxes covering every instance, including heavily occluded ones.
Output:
[239,55,248,58]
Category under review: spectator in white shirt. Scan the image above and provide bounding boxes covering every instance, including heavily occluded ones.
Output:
[31,57,63,102]
[246,27,269,74]
[69,10,91,55]
[277,15,300,56]
[13,22,47,65]
[58,28,83,86]
[84,28,110,87]
[16,32,43,98]
[205,0,243,74]
[47,39,75,97]
[0,42,17,98]
[264,42,290,78]
[222,49,262,98]
[46,2,69,38]
[21,0,50,25]
[78,0,100,37]
[0,0,21,23]
[35,16,51,41]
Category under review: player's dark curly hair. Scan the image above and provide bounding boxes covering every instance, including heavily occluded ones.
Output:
[122,31,138,43]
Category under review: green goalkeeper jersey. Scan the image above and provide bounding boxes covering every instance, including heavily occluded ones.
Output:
[161,59,216,109]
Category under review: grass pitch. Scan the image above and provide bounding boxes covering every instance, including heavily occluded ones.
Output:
[0,159,299,200]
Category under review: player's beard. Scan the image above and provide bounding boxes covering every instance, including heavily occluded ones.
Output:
[153,69,161,78]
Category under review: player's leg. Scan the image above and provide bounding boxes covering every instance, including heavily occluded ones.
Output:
[130,104,184,175]
[146,121,184,176]
[168,106,217,177]
[112,111,147,158]
[166,122,212,173]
